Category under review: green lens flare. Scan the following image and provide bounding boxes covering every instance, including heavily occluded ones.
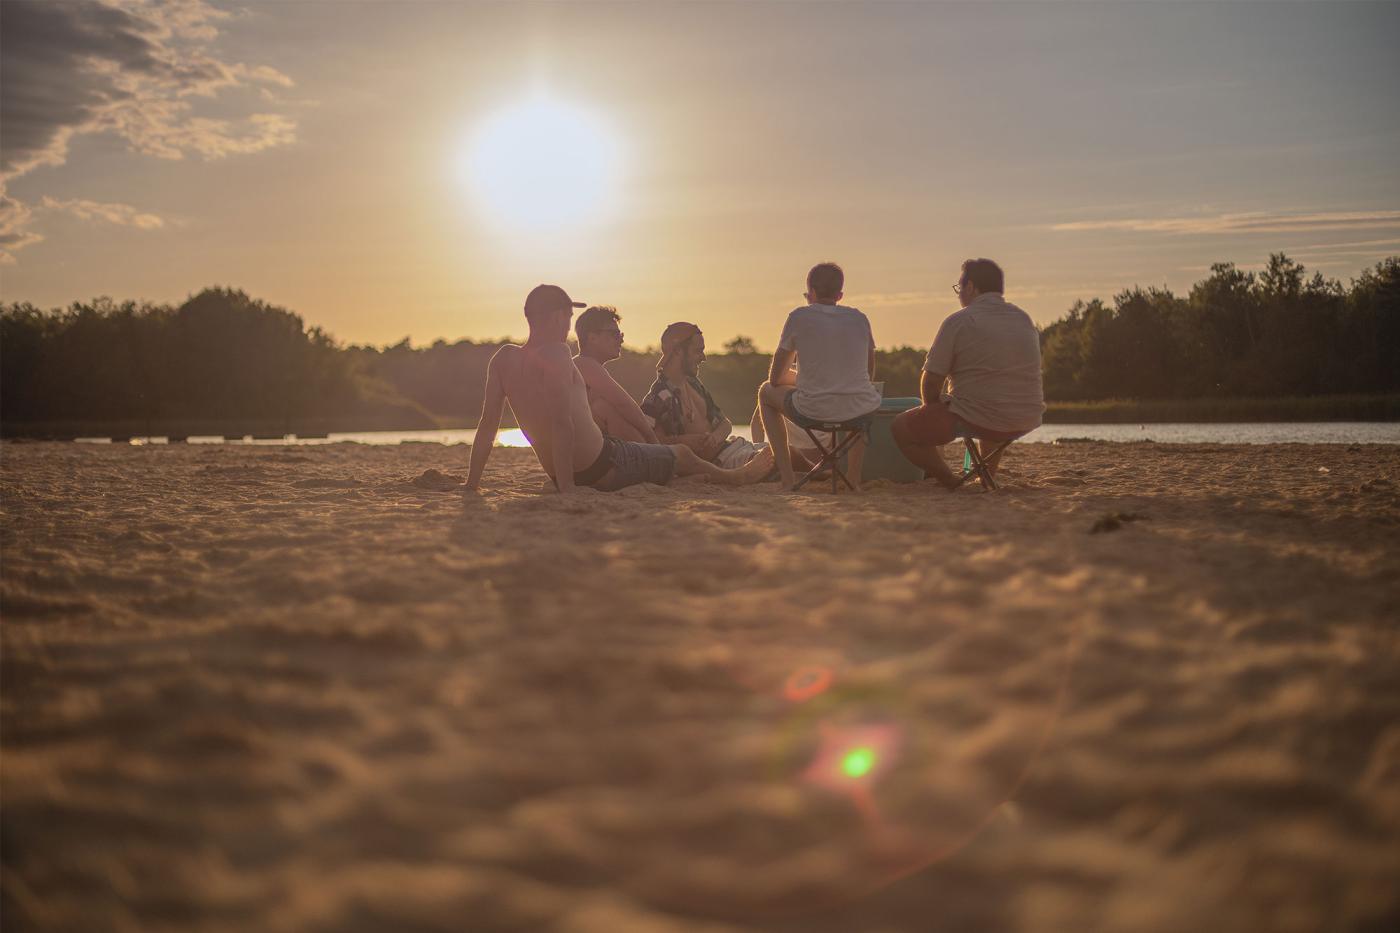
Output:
[841,747,875,778]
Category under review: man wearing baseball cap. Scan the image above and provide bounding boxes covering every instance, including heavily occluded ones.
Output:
[466,285,773,494]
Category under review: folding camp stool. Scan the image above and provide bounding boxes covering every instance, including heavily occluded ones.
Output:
[952,428,1025,491]
[792,413,875,493]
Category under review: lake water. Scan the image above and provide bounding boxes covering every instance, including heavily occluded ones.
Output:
[70,422,1400,446]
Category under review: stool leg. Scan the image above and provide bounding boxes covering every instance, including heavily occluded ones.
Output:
[963,439,991,490]
[793,427,830,491]
[832,430,840,493]
[972,443,997,490]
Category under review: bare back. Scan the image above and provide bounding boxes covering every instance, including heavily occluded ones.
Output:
[494,343,605,478]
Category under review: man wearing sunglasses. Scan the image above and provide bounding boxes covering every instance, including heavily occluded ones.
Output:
[573,305,659,445]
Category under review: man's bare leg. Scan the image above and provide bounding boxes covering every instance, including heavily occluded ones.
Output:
[670,444,773,485]
[750,403,765,443]
[758,383,798,488]
[892,412,958,489]
[979,438,1010,478]
[845,432,868,491]
[752,400,824,474]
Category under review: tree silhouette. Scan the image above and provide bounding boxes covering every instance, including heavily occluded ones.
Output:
[3,255,1396,434]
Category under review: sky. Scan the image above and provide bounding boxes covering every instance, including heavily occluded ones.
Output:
[2,0,1398,350]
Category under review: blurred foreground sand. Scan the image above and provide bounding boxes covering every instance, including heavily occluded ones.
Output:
[2,440,1398,932]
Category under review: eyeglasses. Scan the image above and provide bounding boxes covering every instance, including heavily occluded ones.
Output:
[952,281,964,295]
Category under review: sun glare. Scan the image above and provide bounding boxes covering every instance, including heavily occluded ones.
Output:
[462,97,619,230]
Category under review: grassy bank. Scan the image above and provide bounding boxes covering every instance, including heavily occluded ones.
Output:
[1044,394,1400,424]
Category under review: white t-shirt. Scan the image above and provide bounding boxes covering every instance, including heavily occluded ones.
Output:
[924,293,1044,432]
[777,303,882,423]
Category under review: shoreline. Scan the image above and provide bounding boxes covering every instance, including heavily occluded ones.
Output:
[4,394,1398,441]
[7,423,1397,448]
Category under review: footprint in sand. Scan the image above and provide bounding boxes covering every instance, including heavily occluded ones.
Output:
[411,469,465,491]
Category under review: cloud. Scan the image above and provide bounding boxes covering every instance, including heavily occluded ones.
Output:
[0,195,43,263]
[861,284,1128,312]
[0,0,295,261]
[1051,210,1400,236]
[1291,237,1400,253]
[40,196,166,230]
[861,290,948,309]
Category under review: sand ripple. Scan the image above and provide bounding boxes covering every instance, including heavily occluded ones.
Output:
[2,440,1398,931]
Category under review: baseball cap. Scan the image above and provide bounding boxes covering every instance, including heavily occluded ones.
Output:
[660,321,702,352]
[524,284,586,315]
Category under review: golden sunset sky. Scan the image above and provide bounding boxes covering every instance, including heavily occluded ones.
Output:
[2,0,1398,349]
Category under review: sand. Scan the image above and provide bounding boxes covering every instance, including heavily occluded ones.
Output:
[2,439,1398,933]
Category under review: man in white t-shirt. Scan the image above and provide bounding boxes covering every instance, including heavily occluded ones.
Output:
[757,262,882,490]
[892,258,1044,488]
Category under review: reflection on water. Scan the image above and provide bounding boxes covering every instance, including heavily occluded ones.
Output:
[69,422,1399,447]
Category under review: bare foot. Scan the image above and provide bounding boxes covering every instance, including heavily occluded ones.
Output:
[715,446,775,486]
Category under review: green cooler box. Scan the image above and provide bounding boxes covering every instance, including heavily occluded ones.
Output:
[864,397,925,483]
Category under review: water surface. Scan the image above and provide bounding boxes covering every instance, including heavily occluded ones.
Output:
[70,423,1400,446]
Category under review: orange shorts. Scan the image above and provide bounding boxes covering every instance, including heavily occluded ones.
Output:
[900,401,1023,445]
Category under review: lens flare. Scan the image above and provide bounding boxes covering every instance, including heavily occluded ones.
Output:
[783,665,833,702]
[841,746,875,778]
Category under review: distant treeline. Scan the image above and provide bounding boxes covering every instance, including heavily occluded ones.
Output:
[0,288,434,434]
[1041,254,1399,400]
[2,254,1397,435]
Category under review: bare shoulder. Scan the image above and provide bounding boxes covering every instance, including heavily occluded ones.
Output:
[485,343,524,381]
[489,343,522,366]
[520,342,580,386]
[572,354,604,379]
[533,342,576,370]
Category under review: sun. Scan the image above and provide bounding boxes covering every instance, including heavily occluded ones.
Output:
[461,97,619,230]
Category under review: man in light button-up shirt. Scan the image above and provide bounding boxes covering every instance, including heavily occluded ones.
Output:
[892,259,1044,488]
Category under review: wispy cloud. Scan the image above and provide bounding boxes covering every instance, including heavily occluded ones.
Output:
[0,0,296,261]
[1291,237,1400,253]
[0,195,43,264]
[861,290,946,309]
[40,197,166,230]
[1052,210,1400,236]
[861,284,1130,310]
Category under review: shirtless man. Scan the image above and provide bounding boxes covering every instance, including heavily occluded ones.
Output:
[466,285,773,494]
[572,305,658,444]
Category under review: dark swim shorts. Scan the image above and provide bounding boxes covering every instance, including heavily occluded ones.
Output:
[577,436,676,491]
[782,390,873,434]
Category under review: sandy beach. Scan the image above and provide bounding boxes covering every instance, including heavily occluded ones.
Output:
[2,439,1397,932]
